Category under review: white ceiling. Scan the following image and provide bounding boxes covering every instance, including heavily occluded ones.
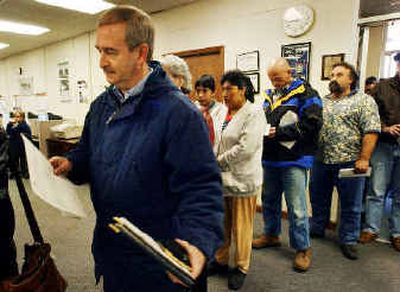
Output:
[0,0,196,60]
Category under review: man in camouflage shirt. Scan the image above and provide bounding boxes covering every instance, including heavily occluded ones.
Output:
[309,62,380,260]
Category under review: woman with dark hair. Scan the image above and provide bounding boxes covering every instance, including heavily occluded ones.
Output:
[208,70,266,290]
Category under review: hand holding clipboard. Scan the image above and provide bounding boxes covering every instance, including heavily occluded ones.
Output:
[109,217,205,288]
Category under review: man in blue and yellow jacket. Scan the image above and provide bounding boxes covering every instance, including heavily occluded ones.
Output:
[50,6,223,292]
[253,58,322,272]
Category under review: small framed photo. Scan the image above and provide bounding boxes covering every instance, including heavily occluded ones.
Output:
[245,72,260,94]
[281,42,311,82]
[321,54,345,80]
[236,50,259,72]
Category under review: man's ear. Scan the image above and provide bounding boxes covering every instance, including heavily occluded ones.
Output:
[136,43,149,63]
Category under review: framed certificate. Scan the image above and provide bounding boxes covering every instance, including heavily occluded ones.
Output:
[321,53,345,80]
[236,50,259,72]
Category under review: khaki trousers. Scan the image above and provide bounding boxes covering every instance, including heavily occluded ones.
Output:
[215,195,257,273]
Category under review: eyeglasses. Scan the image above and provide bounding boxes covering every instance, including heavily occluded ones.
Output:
[221,85,239,92]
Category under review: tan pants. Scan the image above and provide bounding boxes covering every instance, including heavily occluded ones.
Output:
[215,195,257,273]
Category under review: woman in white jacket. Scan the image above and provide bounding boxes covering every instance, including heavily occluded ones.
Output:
[208,70,266,290]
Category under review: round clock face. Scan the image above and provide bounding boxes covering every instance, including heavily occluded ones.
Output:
[282,5,314,37]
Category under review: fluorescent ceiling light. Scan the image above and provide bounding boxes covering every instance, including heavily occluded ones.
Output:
[0,42,10,50]
[35,0,114,15]
[0,20,50,35]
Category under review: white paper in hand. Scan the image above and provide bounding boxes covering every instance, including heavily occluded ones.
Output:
[22,135,86,217]
[338,167,372,178]
[264,123,271,136]
[278,110,298,150]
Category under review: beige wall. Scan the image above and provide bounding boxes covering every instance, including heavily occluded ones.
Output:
[155,0,359,101]
[0,34,93,124]
[0,0,359,122]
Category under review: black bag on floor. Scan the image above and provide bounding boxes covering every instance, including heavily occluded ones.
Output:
[0,171,67,292]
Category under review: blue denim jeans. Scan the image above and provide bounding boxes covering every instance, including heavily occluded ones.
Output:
[262,166,310,251]
[364,141,400,238]
[310,160,365,245]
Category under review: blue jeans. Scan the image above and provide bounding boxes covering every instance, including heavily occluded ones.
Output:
[262,166,310,250]
[310,160,365,245]
[364,141,400,238]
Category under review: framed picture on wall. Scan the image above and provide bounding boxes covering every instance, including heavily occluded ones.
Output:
[281,42,311,82]
[236,50,259,72]
[245,72,260,94]
[321,53,345,80]
[19,76,34,95]
[57,60,71,101]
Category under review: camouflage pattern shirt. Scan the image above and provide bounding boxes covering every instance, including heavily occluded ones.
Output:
[317,91,381,164]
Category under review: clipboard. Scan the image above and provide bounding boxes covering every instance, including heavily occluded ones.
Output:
[108,217,195,287]
[338,167,372,178]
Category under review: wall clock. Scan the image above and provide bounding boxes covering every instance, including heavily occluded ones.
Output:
[282,5,314,37]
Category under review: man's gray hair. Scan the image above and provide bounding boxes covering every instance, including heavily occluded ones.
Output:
[161,54,192,91]
[98,5,154,61]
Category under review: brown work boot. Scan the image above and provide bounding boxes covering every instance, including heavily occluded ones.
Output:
[359,231,377,244]
[293,248,312,272]
[252,234,281,249]
[392,236,400,252]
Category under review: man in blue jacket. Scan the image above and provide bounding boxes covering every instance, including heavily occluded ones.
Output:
[50,5,223,291]
[252,58,322,272]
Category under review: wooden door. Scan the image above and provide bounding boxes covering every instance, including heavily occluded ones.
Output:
[172,46,224,102]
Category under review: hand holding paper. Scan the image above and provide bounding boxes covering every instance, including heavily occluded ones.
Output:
[22,135,86,217]
[49,156,72,176]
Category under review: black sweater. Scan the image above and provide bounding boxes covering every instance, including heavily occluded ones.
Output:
[373,74,400,144]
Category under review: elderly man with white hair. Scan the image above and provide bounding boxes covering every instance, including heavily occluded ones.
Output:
[252,58,322,272]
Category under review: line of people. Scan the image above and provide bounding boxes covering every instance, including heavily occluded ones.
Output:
[143,49,399,290]
[186,56,399,290]
[192,58,323,290]
[1,4,399,292]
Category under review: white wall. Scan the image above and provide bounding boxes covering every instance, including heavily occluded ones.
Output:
[155,0,359,98]
[0,32,106,123]
[0,0,359,122]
